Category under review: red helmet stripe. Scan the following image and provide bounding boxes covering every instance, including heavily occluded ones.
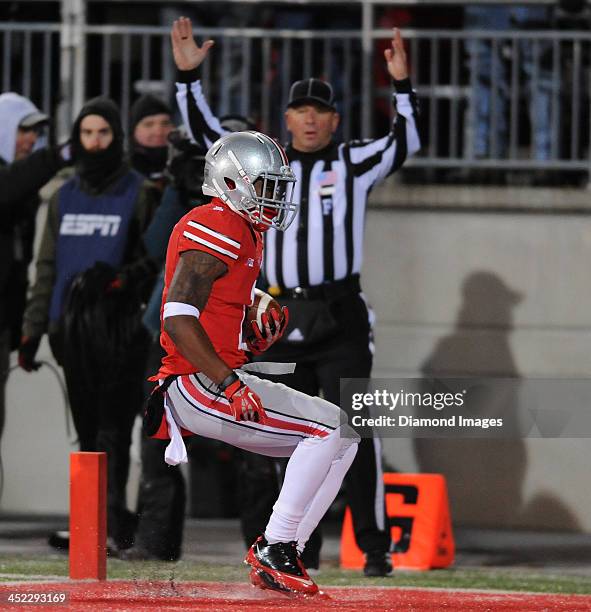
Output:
[272,137,289,166]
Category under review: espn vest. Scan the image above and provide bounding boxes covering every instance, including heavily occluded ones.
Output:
[49,170,142,322]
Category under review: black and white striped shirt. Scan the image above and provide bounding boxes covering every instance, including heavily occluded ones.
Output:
[176,75,420,290]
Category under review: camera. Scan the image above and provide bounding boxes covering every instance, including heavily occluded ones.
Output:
[165,127,208,204]
[165,116,256,205]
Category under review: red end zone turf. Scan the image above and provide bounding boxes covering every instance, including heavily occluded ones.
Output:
[1,581,591,611]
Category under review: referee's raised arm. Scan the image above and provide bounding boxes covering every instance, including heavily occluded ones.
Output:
[171,17,226,149]
[345,28,421,186]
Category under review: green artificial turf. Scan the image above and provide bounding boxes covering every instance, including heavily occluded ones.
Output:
[0,555,590,596]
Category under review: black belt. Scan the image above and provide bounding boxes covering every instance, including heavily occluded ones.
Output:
[269,274,361,301]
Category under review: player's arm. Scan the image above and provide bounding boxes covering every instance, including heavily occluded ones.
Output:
[164,250,231,384]
[171,17,228,149]
[164,249,268,423]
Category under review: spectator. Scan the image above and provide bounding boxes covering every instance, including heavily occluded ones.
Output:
[171,17,420,577]
[554,0,591,170]
[129,94,174,187]
[0,93,70,449]
[19,97,160,552]
[464,4,556,162]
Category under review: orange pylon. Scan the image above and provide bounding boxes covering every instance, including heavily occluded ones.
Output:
[69,452,107,580]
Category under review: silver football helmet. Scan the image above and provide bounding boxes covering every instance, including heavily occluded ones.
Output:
[202,131,297,231]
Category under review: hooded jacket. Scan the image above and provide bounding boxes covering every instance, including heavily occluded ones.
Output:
[0,93,66,346]
[0,93,46,164]
[70,96,127,193]
[22,98,160,339]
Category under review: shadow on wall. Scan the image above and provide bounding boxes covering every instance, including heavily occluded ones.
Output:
[518,493,580,532]
[413,271,580,531]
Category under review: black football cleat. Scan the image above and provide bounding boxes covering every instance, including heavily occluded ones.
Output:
[245,535,319,596]
[118,545,162,561]
[48,530,119,557]
[363,550,393,577]
[48,530,70,550]
[300,546,320,573]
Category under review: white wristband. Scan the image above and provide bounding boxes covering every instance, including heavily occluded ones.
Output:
[163,301,200,320]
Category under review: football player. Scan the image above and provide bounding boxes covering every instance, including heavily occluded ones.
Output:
[147,130,360,596]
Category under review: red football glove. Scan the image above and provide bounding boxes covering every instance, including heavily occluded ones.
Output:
[223,378,267,425]
[247,306,289,355]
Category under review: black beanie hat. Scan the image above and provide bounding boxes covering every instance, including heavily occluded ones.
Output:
[70,97,125,187]
[71,96,124,146]
[130,94,172,133]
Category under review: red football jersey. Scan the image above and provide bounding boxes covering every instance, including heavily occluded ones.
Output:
[156,198,263,379]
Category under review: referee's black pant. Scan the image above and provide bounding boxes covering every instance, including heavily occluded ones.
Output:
[241,293,390,558]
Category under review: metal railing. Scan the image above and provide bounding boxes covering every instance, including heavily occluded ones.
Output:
[1,21,590,174]
[1,24,61,117]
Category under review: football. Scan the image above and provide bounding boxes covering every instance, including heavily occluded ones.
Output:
[243,288,284,341]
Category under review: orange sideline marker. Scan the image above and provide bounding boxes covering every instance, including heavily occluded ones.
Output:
[340,473,454,570]
[69,452,107,580]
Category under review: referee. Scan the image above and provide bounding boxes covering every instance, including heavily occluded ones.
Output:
[171,17,420,576]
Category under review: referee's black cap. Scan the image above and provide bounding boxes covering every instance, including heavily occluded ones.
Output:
[287,78,336,111]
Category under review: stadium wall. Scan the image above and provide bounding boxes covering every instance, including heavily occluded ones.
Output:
[3,185,591,533]
[366,182,591,532]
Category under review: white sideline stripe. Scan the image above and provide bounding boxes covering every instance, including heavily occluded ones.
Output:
[0,575,67,582]
[183,231,239,260]
[338,585,582,597]
[187,220,241,249]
